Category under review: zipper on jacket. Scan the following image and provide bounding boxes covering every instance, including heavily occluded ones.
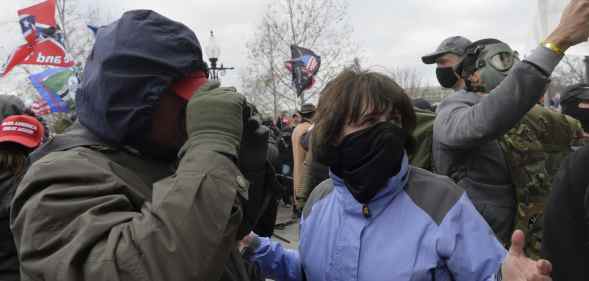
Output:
[362,204,371,218]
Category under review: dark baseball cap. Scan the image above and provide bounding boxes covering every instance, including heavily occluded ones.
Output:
[297,103,316,115]
[422,36,472,64]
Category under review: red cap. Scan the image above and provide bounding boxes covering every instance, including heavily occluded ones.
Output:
[171,71,208,101]
[0,115,44,148]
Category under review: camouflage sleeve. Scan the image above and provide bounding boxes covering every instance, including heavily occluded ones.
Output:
[526,105,583,147]
[500,105,583,259]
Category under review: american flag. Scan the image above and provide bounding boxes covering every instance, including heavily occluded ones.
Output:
[31,99,51,116]
[303,55,319,75]
[285,45,321,97]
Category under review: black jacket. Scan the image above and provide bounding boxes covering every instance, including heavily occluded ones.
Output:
[0,88,27,281]
[0,171,19,281]
[542,145,589,280]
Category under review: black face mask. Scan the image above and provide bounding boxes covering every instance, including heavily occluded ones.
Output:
[324,122,409,204]
[564,101,589,132]
[436,66,459,89]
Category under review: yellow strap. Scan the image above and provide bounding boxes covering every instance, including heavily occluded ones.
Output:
[542,42,564,55]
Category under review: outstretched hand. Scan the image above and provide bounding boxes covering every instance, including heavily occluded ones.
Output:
[501,230,552,281]
[546,0,589,51]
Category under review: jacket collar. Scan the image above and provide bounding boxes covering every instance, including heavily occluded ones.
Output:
[456,89,486,103]
[330,153,410,219]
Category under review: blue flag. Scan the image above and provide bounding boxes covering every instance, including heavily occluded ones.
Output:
[28,68,74,113]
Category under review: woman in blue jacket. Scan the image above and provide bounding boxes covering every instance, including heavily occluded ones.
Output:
[242,69,552,281]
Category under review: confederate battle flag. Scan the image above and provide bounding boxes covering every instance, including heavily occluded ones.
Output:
[1,0,74,77]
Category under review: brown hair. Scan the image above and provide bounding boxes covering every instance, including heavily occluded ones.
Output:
[0,143,29,176]
[312,68,416,153]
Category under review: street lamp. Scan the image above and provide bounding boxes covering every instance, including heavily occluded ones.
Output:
[205,30,234,80]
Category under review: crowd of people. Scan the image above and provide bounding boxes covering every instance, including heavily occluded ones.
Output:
[1,1,589,281]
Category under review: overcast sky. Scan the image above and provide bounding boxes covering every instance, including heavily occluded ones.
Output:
[0,0,582,91]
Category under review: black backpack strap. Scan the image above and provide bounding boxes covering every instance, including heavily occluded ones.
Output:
[28,122,113,165]
[28,122,174,188]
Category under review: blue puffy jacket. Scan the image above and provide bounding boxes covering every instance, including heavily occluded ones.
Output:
[251,155,506,281]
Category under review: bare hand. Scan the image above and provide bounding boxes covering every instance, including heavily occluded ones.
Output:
[239,232,256,252]
[501,230,552,281]
[546,0,589,51]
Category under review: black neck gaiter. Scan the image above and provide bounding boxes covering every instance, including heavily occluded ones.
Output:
[564,102,589,132]
[324,122,409,204]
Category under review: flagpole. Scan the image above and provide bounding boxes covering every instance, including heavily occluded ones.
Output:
[271,54,278,121]
[56,0,68,51]
[286,0,305,107]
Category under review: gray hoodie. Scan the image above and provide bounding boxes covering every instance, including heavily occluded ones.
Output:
[433,46,562,243]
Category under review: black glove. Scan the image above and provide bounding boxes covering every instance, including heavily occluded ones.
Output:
[236,105,273,238]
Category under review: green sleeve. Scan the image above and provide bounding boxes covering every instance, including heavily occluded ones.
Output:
[11,147,244,281]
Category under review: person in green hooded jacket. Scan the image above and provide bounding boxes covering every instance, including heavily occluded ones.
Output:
[11,10,272,281]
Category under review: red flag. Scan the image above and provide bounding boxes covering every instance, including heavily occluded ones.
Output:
[1,44,34,76]
[17,0,57,29]
[2,0,70,77]
[2,38,74,77]
[22,38,74,68]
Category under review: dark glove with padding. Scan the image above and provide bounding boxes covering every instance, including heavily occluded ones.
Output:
[183,81,246,158]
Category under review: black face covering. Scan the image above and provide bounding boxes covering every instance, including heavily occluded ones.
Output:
[326,122,409,204]
[436,66,459,89]
[563,101,589,132]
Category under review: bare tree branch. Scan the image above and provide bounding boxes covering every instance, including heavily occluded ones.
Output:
[550,55,586,96]
[241,0,357,116]
[384,67,427,98]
